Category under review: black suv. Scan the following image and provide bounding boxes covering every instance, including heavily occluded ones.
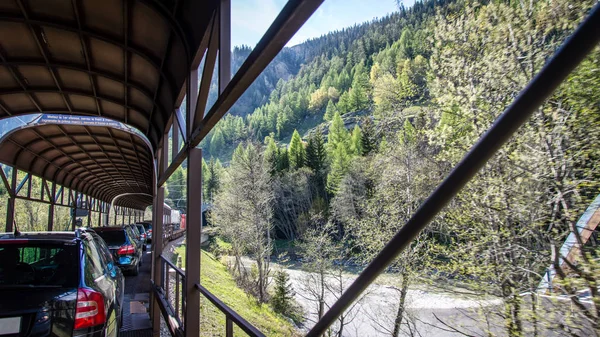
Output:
[92,227,143,275]
[0,229,124,337]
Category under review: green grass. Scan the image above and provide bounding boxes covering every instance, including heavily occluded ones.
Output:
[173,246,299,337]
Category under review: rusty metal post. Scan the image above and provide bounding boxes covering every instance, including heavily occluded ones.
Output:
[5,168,17,232]
[185,147,202,337]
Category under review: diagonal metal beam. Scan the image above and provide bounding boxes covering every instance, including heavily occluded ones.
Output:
[192,12,218,130]
[0,167,13,196]
[306,3,600,335]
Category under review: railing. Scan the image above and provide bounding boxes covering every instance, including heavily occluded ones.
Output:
[153,244,265,337]
[195,283,266,337]
[154,254,186,337]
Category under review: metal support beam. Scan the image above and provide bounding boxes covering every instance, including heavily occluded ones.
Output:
[87,196,92,227]
[306,4,600,335]
[113,206,118,226]
[48,182,56,231]
[185,148,202,337]
[5,168,17,232]
[173,116,180,162]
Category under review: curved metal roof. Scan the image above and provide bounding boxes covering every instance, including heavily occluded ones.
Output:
[0,0,219,208]
[0,0,217,150]
[0,123,153,209]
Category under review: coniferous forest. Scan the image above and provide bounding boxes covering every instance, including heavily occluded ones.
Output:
[151,0,600,335]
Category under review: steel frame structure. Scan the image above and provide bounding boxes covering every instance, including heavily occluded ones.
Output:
[1,1,596,337]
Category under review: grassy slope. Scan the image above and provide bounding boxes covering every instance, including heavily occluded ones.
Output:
[173,246,299,336]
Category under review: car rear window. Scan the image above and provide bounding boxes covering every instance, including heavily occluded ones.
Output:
[95,230,127,246]
[136,225,145,233]
[0,242,79,287]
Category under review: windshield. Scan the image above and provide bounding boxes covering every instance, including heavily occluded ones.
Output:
[0,242,79,287]
[95,230,127,247]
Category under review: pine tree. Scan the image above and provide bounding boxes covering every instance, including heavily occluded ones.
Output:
[277,147,290,172]
[289,130,305,170]
[202,158,209,200]
[350,125,363,156]
[306,130,327,174]
[271,270,295,316]
[324,100,337,121]
[327,143,351,195]
[337,91,351,114]
[306,129,329,199]
[327,111,350,153]
[210,128,225,155]
[361,117,377,155]
[205,158,221,202]
[349,86,367,112]
[349,65,370,111]
[264,135,279,176]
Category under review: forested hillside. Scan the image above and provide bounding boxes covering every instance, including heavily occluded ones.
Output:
[199,0,461,160]
[169,0,600,335]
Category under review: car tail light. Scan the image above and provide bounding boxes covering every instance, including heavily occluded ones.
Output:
[141,234,146,239]
[117,244,135,255]
[75,288,106,329]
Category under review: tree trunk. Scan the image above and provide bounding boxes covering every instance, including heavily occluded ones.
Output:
[392,273,410,337]
[319,268,325,319]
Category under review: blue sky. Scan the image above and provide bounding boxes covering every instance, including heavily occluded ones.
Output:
[231,0,413,48]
